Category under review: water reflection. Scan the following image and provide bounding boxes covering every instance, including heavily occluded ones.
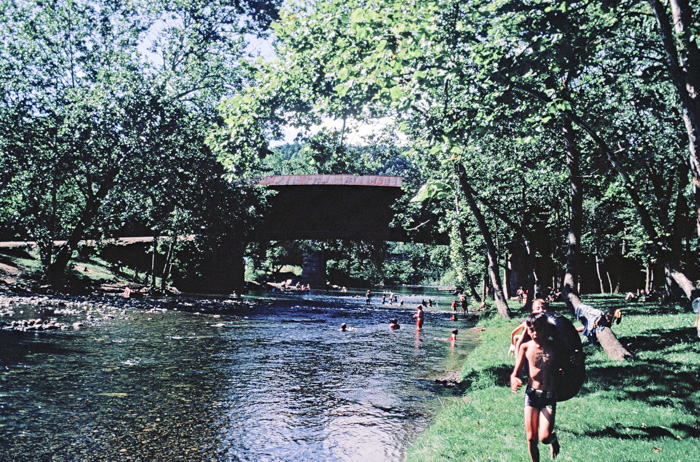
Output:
[0,289,477,461]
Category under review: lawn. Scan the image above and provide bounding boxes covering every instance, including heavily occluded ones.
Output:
[406,295,699,462]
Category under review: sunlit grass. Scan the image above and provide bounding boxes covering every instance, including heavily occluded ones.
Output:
[407,296,699,462]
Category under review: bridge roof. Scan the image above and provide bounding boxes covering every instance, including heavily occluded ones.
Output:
[259,174,402,188]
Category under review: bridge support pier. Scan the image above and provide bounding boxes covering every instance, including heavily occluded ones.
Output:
[301,247,326,290]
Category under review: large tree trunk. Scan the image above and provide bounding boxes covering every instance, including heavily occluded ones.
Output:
[454,163,512,318]
[561,115,632,361]
[665,263,700,300]
[46,169,117,286]
[47,196,102,285]
[561,115,584,313]
[570,112,700,303]
[649,0,700,237]
[596,327,633,361]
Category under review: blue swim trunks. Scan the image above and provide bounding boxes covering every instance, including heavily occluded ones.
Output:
[524,386,556,410]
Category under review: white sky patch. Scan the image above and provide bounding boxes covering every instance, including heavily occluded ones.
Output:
[272,116,407,147]
[245,34,276,60]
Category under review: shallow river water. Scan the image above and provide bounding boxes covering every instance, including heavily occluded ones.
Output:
[0,288,478,461]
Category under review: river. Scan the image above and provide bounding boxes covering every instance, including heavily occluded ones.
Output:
[0,288,478,461]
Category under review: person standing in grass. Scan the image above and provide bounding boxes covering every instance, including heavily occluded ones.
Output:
[510,312,561,461]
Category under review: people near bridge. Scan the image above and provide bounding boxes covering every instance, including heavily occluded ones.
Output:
[546,287,561,303]
[389,318,400,330]
[640,288,657,302]
[365,290,371,305]
[413,304,425,329]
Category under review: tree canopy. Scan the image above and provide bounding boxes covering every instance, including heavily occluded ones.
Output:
[0,0,281,285]
[212,0,700,323]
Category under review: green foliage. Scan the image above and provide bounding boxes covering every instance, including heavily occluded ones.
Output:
[213,0,700,298]
[0,0,280,283]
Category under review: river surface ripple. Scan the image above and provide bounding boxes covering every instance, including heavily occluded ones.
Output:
[0,289,478,461]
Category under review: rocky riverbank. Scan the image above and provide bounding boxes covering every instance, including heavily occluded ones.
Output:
[0,291,254,333]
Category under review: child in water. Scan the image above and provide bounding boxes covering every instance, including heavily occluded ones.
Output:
[413,305,424,329]
[389,318,400,329]
[510,312,561,462]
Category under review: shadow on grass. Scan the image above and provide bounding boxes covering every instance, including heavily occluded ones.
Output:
[619,326,698,354]
[586,422,699,440]
[579,325,699,421]
[459,364,513,394]
[584,357,698,409]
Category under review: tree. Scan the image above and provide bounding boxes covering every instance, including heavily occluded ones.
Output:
[212,0,698,326]
[0,0,281,287]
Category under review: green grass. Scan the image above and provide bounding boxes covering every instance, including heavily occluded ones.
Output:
[406,296,699,462]
[0,246,136,291]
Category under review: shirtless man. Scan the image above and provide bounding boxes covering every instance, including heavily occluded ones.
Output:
[510,312,561,462]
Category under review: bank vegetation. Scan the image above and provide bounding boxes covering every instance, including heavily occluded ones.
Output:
[407,296,699,461]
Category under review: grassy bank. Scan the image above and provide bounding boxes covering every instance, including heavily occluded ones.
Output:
[0,246,139,294]
[407,296,699,462]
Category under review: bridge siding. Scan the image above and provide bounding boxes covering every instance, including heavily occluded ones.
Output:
[259,174,402,188]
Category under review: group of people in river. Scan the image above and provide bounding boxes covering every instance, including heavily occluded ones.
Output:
[365,289,404,306]
[340,293,477,347]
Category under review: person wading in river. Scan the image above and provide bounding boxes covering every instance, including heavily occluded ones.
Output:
[413,305,424,329]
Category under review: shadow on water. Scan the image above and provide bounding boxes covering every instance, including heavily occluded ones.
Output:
[0,330,85,366]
